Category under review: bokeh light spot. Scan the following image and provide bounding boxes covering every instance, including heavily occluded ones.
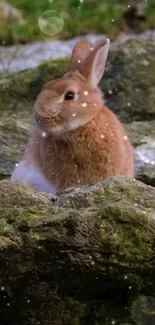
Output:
[38,10,64,36]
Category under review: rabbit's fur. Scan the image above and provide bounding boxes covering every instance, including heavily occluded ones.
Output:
[11,39,134,194]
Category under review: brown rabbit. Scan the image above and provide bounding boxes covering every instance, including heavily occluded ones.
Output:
[11,38,134,194]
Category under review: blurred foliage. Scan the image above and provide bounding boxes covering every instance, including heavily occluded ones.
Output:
[0,0,155,44]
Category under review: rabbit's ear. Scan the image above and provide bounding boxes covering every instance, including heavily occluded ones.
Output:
[70,40,93,71]
[81,39,110,87]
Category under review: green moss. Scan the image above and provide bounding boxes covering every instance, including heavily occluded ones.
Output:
[57,298,86,325]
[136,165,155,187]
[0,58,69,179]
[81,179,155,293]
[0,58,69,114]
[125,121,155,147]
[131,296,155,325]
[0,178,155,324]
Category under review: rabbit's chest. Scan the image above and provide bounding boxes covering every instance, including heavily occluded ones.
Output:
[42,146,82,190]
[41,141,110,191]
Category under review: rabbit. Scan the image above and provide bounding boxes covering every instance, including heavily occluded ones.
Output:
[11,38,134,195]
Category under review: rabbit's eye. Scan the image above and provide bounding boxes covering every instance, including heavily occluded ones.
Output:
[64,91,75,100]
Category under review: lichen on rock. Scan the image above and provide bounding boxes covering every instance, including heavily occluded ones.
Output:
[0,177,155,324]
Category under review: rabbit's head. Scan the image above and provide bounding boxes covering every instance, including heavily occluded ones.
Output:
[34,38,110,137]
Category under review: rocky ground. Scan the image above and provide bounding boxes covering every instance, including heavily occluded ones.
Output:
[0,34,155,325]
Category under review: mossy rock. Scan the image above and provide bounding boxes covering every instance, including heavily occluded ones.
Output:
[102,39,155,123]
[0,177,155,325]
[0,58,69,179]
[0,58,69,117]
[126,121,155,186]
[131,296,155,325]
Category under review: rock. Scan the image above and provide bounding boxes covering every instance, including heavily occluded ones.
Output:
[135,160,155,187]
[0,116,32,179]
[0,58,69,114]
[126,121,155,186]
[117,29,155,44]
[102,39,155,123]
[0,0,24,24]
[0,177,155,325]
[0,58,69,180]
[131,296,155,325]
[0,34,104,74]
